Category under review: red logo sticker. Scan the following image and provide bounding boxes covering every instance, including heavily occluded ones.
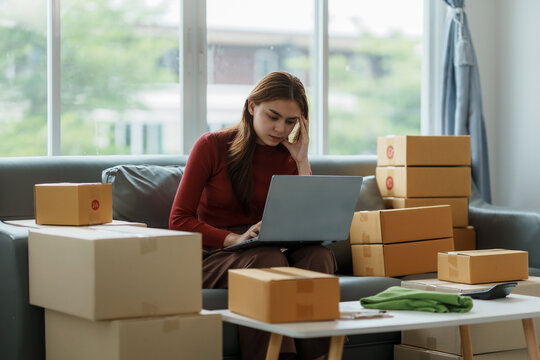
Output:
[91,200,100,211]
[386,145,394,159]
[385,176,394,190]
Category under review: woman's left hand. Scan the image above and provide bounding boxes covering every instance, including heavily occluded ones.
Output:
[281,115,311,175]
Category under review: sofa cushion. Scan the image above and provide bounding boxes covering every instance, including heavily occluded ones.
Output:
[101,165,183,229]
[324,175,386,275]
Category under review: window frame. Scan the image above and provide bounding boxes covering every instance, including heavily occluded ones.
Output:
[45,0,446,156]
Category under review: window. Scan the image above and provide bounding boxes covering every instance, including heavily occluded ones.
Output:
[206,0,314,132]
[328,0,423,154]
[0,0,436,157]
[60,0,181,155]
[0,1,47,156]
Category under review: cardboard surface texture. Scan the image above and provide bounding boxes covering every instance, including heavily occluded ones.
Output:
[228,267,339,323]
[350,205,453,244]
[401,277,540,355]
[34,183,113,225]
[394,344,530,359]
[377,135,471,166]
[45,310,221,360]
[384,197,469,227]
[351,238,454,277]
[452,226,476,251]
[29,226,202,320]
[438,249,529,284]
[376,167,471,198]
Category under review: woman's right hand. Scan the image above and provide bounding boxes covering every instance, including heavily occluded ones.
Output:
[223,221,262,247]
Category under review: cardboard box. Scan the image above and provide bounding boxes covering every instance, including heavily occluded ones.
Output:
[453,226,476,251]
[394,344,530,359]
[377,135,471,167]
[228,267,339,323]
[438,249,529,284]
[376,167,471,198]
[5,219,147,229]
[351,238,454,277]
[29,226,202,320]
[350,206,453,245]
[401,276,540,295]
[34,182,113,225]
[401,276,540,355]
[45,310,221,360]
[383,197,469,227]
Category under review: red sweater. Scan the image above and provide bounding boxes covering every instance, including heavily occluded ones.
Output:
[169,130,298,248]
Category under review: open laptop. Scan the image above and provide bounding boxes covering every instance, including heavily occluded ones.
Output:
[224,175,363,251]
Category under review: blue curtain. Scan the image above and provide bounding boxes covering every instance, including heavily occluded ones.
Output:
[441,0,492,203]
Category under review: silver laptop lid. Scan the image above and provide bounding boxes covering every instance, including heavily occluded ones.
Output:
[257,175,363,242]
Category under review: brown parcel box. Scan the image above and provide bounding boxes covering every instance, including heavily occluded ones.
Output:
[376,166,471,198]
[228,267,339,323]
[453,226,476,251]
[383,197,469,228]
[45,310,221,360]
[377,135,471,166]
[394,344,530,360]
[438,249,529,284]
[351,238,454,277]
[29,226,201,320]
[34,183,112,225]
[401,277,540,355]
[350,205,453,245]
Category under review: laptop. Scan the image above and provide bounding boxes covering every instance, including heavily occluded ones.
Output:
[224,175,363,251]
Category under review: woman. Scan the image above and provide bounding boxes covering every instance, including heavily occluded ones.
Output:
[169,71,336,360]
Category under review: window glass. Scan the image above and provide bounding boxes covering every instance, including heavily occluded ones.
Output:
[60,0,181,155]
[0,2,47,156]
[206,0,314,132]
[328,0,423,154]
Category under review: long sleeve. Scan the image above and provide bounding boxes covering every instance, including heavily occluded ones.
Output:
[169,133,231,248]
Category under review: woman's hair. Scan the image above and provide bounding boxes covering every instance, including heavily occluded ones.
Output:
[226,71,309,216]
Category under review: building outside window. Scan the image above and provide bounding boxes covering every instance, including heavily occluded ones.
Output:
[0,0,425,157]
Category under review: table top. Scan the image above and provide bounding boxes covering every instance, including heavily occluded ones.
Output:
[212,294,540,338]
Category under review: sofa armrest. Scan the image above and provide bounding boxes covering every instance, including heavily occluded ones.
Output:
[0,222,45,360]
[469,185,540,272]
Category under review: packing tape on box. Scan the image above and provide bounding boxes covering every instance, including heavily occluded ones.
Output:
[448,253,460,279]
[162,318,180,332]
[88,228,159,254]
[426,336,437,349]
[363,246,372,257]
[140,237,158,254]
[358,213,369,222]
[362,233,371,242]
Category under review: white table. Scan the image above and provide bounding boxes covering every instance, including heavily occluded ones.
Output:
[213,294,540,360]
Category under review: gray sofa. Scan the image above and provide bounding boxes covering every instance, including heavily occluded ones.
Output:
[1,154,539,360]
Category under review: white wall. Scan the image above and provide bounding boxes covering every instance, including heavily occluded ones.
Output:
[466,0,540,210]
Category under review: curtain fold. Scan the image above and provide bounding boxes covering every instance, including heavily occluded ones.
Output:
[441,0,492,203]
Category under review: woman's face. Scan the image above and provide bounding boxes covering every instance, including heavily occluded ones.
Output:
[248,99,301,146]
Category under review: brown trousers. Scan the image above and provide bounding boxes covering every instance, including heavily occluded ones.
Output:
[203,245,337,360]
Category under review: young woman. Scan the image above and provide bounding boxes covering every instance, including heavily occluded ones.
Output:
[169,71,336,360]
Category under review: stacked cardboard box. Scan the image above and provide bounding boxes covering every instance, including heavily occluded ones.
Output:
[377,135,476,251]
[228,267,340,323]
[399,277,540,358]
[28,183,221,360]
[349,205,454,277]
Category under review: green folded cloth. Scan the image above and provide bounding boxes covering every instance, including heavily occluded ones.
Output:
[360,286,473,313]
